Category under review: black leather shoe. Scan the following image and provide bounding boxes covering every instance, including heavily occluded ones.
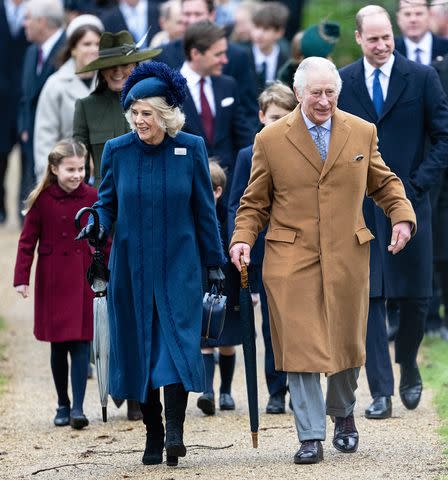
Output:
[365,396,392,419]
[266,392,286,414]
[293,440,323,464]
[197,392,215,415]
[332,414,358,453]
[399,365,423,410]
[70,411,89,430]
[219,393,235,410]
[54,406,70,426]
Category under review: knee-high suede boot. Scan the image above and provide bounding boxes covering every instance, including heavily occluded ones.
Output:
[140,388,164,465]
[164,383,188,466]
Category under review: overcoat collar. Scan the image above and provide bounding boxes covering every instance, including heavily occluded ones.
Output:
[47,182,89,199]
[285,107,350,179]
[348,52,410,123]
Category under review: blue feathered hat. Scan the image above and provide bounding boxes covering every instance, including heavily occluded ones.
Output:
[121,61,187,110]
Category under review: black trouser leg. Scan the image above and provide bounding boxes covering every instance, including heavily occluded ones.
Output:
[164,383,188,463]
[0,152,8,217]
[139,388,164,465]
[394,298,429,367]
[50,342,70,407]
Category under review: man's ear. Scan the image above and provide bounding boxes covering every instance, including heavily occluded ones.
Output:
[259,109,266,125]
[190,47,201,62]
[293,86,301,104]
[355,30,362,46]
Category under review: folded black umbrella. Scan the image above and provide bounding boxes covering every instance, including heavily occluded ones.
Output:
[239,257,259,448]
[75,207,110,422]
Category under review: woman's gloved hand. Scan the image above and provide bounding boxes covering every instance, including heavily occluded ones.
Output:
[207,266,225,293]
[75,223,107,247]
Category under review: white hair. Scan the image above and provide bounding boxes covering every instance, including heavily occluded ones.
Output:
[293,57,342,97]
[125,97,185,137]
[26,0,64,28]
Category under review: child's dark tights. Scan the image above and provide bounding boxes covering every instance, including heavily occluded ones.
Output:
[50,341,90,413]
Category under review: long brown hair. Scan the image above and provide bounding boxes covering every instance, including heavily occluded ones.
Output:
[24,139,87,213]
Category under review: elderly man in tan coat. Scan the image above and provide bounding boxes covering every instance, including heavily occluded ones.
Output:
[229,57,416,465]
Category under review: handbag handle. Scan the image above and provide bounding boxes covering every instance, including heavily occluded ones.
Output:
[240,255,248,289]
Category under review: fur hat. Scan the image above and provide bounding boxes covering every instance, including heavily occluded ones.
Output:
[121,61,187,110]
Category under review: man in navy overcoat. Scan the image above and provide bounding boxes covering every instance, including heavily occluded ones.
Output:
[18,0,65,220]
[338,5,448,419]
[0,0,28,223]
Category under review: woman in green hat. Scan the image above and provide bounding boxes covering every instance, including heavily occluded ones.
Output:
[73,30,161,188]
[73,31,160,421]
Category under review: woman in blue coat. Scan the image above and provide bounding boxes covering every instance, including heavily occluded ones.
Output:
[77,62,225,467]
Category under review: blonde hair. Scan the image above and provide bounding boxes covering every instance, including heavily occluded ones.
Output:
[125,97,185,137]
[209,159,227,191]
[258,81,298,113]
[24,139,87,213]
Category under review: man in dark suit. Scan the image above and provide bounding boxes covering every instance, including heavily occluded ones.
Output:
[180,20,254,226]
[18,0,65,219]
[0,0,29,223]
[338,5,448,419]
[100,0,161,45]
[157,0,259,131]
[395,0,448,64]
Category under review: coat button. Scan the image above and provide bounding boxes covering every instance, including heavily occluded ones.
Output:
[63,251,68,256]
[76,248,81,254]
[62,232,68,238]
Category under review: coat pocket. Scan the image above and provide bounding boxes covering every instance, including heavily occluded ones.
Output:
[38,243,53,255]
[265,228,297,243]
[355,227,375,245]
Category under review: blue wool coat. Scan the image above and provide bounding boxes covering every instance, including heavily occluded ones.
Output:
[93,131,225,401]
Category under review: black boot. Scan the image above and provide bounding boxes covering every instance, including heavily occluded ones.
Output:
[140,388,164,465]
[164,383,188,466]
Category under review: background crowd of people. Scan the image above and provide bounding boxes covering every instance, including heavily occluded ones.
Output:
[5,0,448,468]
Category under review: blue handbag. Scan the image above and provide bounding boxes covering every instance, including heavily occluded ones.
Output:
[202,286,227,341]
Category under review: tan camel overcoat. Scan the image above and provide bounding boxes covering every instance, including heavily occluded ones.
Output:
[231,107,417,374]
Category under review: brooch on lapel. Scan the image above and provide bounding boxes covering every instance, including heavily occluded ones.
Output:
[174,147,187,155]
[221,97,234,107]
[354,154,364,162]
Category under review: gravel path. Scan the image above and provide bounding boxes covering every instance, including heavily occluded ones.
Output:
[0,152,446,479]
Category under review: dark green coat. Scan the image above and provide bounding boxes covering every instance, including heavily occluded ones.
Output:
[73,88,129,187]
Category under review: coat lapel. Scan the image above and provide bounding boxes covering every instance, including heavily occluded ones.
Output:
[378,53,408,122]
[184,90,206,139]
[320,109,350,181]
[211,77,224,144]
[349,59,377,122]
[285,107,323,174]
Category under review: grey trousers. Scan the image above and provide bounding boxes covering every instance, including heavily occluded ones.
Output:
[288,368,360,442]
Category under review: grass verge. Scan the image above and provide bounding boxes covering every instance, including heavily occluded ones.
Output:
[421,336,448,458]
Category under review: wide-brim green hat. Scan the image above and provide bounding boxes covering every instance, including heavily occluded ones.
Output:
[76,31,162,74]
[301,22,340,59]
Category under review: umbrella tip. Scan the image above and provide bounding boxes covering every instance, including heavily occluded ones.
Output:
[102,406,107,422]
[251,432,258,449]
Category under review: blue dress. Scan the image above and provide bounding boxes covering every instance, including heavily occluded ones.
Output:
[93,131,225,401]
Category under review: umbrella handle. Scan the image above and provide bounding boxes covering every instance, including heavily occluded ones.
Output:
[240,255,248,289]
[75,206,100,250]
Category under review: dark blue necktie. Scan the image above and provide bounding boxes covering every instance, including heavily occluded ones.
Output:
[414,47,422,64]
[372,69,384,117]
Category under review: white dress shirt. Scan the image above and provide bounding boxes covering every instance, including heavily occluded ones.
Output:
[119,0,148,41]
[37,28,64,74]
[252,43,280,83]
[403,31,433,65]
[363,54,395,102]
[301,108,332,154]
[180,62,216,116]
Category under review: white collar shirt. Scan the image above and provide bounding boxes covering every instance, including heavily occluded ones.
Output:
[180,62,216,116]
[119,0,148,42]
[252,43,280,83]
[5,0,25,36]
[404,31,432,65]
[301,108,332,154]
[39,28,64,69]
[363,54,395,101]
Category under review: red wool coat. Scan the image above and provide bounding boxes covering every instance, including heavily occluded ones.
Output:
[14,183,98,342]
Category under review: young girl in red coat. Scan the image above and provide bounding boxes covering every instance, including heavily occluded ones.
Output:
[14,139,98,430]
